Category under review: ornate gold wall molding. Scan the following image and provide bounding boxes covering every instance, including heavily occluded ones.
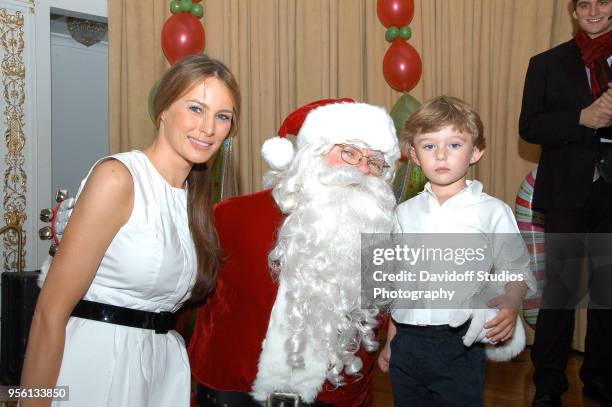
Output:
[0,7,27,272]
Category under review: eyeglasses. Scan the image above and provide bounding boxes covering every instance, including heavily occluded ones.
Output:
[335,144,390,176]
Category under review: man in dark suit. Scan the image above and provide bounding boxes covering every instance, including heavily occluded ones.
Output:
[519,0,612,406]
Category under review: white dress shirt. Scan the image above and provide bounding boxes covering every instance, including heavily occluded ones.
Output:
[391,180,537,325]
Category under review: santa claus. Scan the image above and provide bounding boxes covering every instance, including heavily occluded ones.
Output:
[189,98,400,407]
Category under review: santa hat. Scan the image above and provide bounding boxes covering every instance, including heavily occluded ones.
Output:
[261,98,400,171]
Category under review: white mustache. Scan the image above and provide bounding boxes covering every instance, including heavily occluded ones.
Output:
[318,165,365,187]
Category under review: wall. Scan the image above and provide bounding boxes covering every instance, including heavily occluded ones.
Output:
[28,0,108,266]
[50,0,107,19]
[50,27,109,197]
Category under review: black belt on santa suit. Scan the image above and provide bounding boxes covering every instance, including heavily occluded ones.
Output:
[195,383,336,407]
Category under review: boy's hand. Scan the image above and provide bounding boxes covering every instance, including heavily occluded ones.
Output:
[484,294,520,343]
[483,308,518,343]
[378,319,396,373]
[377,341,391,373]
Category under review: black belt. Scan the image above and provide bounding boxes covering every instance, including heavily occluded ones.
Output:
[71,299,177,334]
[195,384,336,407]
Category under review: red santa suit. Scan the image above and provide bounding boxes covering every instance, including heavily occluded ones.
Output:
[189,98,401,406]
[188,189,376,406]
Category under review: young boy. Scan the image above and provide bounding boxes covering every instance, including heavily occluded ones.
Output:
[378,96,536,406]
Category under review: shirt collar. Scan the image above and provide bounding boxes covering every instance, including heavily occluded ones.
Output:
[422,179,483,203]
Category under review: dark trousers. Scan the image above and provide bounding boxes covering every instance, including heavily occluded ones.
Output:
[389,322,485,407]
[531,178,612,395]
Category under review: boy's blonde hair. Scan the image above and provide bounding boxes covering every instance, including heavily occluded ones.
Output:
[401,95,485,156]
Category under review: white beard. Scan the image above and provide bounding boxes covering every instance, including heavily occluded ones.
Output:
[252,154,397,402]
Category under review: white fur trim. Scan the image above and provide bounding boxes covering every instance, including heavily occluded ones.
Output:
[456,308,526,362]
[251,279,328,403]
[297,102,400,166]
[262,137,295,171]
[451,306,526,362]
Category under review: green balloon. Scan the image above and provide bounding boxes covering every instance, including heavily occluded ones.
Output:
[179,0,192,12]
[389,94,426,203]
[393,161,428,203]
[390,93,422,138]
[190,3,203,18]
[399,25,412,40]
[385,26,399,42]
[148,80,161,123]
[170,0,181,14]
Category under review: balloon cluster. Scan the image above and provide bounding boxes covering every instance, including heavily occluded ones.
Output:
[162,0,205,65]
[170,0,203,18]
[391,93,427,202]
[377,0,421,93]
[377,0,426,202]
[151,0,207,120]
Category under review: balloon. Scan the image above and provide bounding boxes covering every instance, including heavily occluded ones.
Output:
[390,93,421,140]
[210,137,237,203]
[191,3,204,18]
[399,25,412,40]
[148,80,161,123]
[393,160,427,203]
[170,0,181,14]
[161,13,205,65]
[390,94,425,201]
[376,0,415,28]
[516,167,545,329]
[385,26,399,42]
[179,0,192,12]
[383,39,422,92]
[389,93,426,202]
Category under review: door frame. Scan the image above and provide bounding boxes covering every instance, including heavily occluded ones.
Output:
[33,0,107,267]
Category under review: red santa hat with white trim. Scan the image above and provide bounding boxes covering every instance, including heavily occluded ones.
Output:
[261,98,400,172]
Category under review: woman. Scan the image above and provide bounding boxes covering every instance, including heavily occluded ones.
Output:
[20,54,241,406]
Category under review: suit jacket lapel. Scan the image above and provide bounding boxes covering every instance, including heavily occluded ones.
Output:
[560,39,593,107]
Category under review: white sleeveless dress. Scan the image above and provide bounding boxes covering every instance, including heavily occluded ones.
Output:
[39,150,197,406]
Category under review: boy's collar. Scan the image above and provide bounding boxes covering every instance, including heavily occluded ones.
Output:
[422,179,483,200]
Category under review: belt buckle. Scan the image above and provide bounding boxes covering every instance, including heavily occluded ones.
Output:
[266,391,301,407]
[154,311,173,334]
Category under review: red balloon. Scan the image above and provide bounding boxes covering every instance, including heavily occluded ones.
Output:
[376,0,415,28]
[161,13,205,65]
[383,39,422,92]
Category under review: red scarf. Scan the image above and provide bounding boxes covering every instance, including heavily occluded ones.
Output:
[575,29,612,99]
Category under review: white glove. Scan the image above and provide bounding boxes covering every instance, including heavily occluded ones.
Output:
[450,308,525,361]
[462,308,497,346]
[53,197,74,240]
[448,309,472,329]
[449,308,495,346]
